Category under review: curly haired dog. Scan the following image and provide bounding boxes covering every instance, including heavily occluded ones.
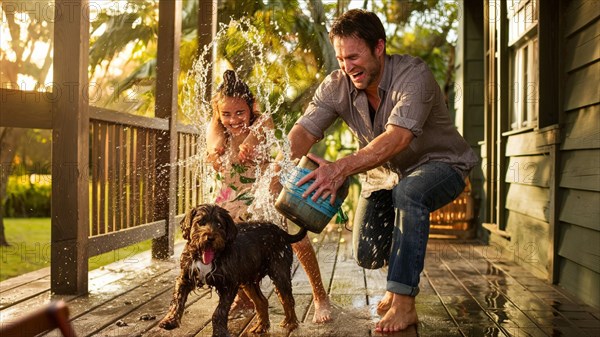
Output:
[158,204,307,337]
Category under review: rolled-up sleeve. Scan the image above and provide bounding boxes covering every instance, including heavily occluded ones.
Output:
[296,73,344,140]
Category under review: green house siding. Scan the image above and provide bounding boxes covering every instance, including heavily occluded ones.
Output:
[476,0,599,308]
[558,0,600,308]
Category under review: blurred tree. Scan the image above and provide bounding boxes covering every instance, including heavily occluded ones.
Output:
[90,0,457,127]
[214,0,338,132]
[89,0,338,131]
[0,0,54,246]
[377,0,458,101]
[0,128,26,246]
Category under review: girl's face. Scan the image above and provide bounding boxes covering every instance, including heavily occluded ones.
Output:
[218,96,252,137]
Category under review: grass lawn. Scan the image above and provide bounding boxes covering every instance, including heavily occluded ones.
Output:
[0,218,170,282]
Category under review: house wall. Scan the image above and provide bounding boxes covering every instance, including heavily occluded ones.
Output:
[455,0,485,233]
[482,0,559,281]
[477,0,599,308]
[502,127,559,280]
[558,0,600,307]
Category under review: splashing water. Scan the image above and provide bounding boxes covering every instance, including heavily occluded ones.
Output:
[179,18,295,220]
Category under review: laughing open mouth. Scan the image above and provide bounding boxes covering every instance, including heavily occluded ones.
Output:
[349,71,365,82]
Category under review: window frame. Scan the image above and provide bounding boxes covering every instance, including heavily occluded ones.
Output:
[506,0,539,132]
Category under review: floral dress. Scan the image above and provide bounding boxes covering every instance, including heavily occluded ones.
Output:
[214,160,259,222]
[212,138,287,229]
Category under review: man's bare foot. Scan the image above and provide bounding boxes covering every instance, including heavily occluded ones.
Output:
[375,293,418,333]
[376,291,393,316]
[312,297,333,323]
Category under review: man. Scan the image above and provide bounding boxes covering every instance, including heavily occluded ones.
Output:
[289,9,478,332]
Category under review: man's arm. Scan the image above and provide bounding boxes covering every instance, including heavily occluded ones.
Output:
[300,124,413,203]
[337,124,413,176]
[270,123,320,195]
[288,123,320,160]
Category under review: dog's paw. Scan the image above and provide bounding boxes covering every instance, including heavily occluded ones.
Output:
[280,318,299,331]
[249,321,270,334]
[158,317,180,330]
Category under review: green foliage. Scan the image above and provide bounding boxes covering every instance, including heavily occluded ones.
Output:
[0,0,54,86]
[379,0,458,87]
[87,0,457,129]
[2,176,51,218]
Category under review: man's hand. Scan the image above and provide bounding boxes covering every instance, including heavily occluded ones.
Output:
[297,153,346,205]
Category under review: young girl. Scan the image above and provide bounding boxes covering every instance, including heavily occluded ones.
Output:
[206,70,333,323]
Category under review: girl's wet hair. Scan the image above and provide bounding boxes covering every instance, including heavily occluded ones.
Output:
[214,70,257,124]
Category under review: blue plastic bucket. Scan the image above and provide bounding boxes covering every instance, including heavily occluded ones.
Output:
[275,157,348,233]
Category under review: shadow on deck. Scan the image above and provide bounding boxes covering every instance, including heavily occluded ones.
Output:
[1,225,598,337]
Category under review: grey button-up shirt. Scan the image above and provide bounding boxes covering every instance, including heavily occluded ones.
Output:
[297,54,478,196]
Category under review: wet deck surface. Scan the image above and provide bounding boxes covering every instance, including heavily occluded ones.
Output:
[1,225,599,337]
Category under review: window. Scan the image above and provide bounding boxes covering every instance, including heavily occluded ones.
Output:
[507,0,538,130]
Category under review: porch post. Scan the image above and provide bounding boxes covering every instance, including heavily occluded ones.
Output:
[198,0,218,98]
[538,0,562,284]
[51,0,90,294]
[152,0,181,259]
[495,0,509,230]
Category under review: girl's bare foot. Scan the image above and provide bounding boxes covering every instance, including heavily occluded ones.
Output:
[312,297,333,323]
[376,291,393,316]
[375,293,418,332]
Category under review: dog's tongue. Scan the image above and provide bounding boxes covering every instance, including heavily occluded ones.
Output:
[202,249,215,265]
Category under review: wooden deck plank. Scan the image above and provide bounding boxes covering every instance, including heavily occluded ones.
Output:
[334,229,365,292]
[0,255,163,319]
[2,234,599,337]
[97,286,211,337]
[0,244,185,332]
[0,267,50,295]
[68,270,176,336]
[0,277,51,309]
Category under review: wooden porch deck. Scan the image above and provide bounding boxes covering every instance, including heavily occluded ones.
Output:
[1,225,598,337]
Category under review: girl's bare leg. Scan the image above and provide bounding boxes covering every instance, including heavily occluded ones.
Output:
[230,289,254,317]
[292,236,332,323]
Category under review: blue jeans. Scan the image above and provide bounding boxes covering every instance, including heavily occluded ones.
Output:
[352,162,466,296]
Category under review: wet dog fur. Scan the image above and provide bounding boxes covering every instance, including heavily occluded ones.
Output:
[158,204,307,337]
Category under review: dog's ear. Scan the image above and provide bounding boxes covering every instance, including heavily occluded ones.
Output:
[180,207,197,241]
[224,213,237,243]
[215,205,238,243]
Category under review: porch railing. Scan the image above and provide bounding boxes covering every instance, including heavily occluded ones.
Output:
[0,0,201,294]
[86,107,202,258]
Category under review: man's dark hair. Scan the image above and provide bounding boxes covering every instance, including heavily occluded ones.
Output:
[328,9,386,53]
